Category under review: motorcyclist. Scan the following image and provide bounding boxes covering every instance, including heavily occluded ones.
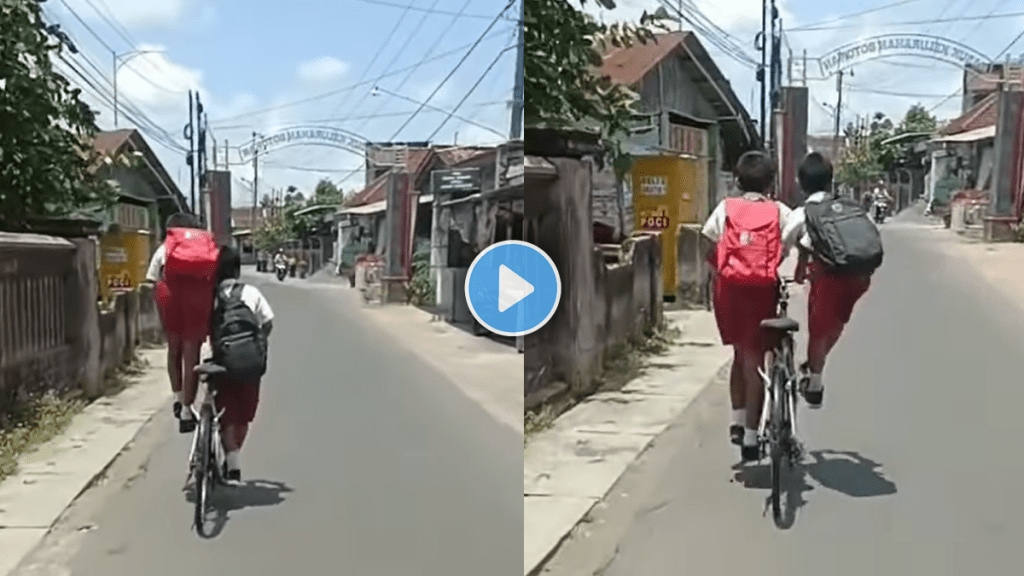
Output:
[871,180,893,218]
[273,249,287,270]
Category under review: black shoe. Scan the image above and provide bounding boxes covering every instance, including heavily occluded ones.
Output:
[173,401,182,418]
[179,416,197,434]
[741,444,760,462]
[226,469,241,482]
[804,387,824,408]
[729,424,743,446]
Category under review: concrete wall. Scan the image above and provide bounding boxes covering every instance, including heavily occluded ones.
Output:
[0,233,161,416]
[525,158,664,403]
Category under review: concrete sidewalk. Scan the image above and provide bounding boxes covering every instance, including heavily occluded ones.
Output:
[0,347,171,576]
[523,310,729,575]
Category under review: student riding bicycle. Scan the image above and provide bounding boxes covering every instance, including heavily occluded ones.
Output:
[701,151,796,461]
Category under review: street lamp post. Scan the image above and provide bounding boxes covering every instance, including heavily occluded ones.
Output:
[112,49,163,128]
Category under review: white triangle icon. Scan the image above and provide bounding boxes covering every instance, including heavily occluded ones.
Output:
[498,264,534,312]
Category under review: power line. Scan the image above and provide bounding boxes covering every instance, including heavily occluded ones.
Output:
[846,86,962,98]
[207,32,508,125]
[427,44,515,140]
[212,101,508,130]
[347,0,464,133]
[388,0,516,140]
[787,0,923,31]
[353,0,516,20]
[789,10,1024,32]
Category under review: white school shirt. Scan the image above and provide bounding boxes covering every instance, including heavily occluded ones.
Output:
[781,190,830,251]
[701,193,796,254]
[145,244,167,282]
[215,280,275,327]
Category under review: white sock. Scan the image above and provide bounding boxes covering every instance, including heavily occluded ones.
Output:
[806,373,823,392]
[226,450,240,471]
[743,428,758,447]
[174,391,183,404]
[731,409,746,426]
[180,406,193,420]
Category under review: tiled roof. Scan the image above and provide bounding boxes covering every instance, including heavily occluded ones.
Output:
[599,32,690,86]
[941,93,998,135]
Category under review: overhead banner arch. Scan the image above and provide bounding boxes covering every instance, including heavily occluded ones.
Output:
[237,126,369,162]
[813,34,990,78]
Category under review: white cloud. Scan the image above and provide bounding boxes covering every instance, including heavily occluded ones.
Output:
[296,57,351,83]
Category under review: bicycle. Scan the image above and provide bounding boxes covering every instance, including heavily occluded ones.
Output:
[756,277,804,523]
[187,360,228,535]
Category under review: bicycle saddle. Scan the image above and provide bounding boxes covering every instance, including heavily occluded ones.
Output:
[195,361,227,376]
[760,317,800,332]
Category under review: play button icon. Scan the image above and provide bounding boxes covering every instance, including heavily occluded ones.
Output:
[498,265,534,312]
[465,240,561,337]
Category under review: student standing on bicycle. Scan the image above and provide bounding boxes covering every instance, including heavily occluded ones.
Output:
[209,245,274,481]
[702,151,795,461]
[146,213,219,434]
[782,152,883,408]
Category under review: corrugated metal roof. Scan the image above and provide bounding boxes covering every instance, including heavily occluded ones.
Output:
[600,32,690,86]
[933,125,996,142]
[941,93,997,135]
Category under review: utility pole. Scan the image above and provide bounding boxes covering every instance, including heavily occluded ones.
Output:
[510,0,524,139]
[758,0,767,146]
[196,93,207,226]
[833,69,845,161]
[802,49,807,86]
[184,91,195,214]
[768,0,781,156]
[251,131,259,233]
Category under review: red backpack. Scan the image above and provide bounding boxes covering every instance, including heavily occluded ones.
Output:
[163,227,219,283]
[715,197,782,286]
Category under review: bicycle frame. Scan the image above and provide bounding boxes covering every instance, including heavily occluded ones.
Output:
[756,279,800,449]
[186,377,226,480]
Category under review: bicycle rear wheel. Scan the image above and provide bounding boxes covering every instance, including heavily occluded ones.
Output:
[769,367,786,522]
[193,405,214,533]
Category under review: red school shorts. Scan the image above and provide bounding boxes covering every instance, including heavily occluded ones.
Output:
[155,278,214,341]
[808,269,870,342]
[712,278,779,353]
[213,378,261,425]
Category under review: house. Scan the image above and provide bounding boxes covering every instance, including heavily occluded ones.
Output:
[426,141,523,327]
[597,31,759,301]
[335,144,491,277]
[929,92,999,211]
[91,129,189,298]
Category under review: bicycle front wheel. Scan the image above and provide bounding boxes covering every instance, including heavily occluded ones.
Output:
[194,405,214,533]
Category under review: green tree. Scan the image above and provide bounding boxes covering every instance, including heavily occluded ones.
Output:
[313,178,343,205]
[900,104,937,134]
[0,0,118,229]
[251,211,289,252]
[525,0,665,179]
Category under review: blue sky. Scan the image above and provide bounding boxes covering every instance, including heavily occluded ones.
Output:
[592,0,1024,136]
[44,0,519,205]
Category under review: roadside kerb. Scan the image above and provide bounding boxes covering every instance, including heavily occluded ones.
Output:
[0,348,171,576]
[523,310,730,575]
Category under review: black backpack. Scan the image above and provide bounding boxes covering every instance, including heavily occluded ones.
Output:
[211,282,267,381]
[804,196,884,274]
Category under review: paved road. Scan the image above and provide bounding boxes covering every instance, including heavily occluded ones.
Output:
[17,273,521,576]
[541,215,1024,576]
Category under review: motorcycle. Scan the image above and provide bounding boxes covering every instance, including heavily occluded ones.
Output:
[872,200,888,224]
[275,263,287,281]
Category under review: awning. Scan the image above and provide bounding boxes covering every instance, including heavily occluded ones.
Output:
[336,194,434,216]
[933,125,996,143]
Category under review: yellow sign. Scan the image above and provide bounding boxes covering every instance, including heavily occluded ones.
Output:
[638,207,671,231]
[632,154,709,298]
[98,231,151,301]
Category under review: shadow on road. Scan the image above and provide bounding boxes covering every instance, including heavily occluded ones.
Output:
[187,479,294,539]
[731,449,896,529]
